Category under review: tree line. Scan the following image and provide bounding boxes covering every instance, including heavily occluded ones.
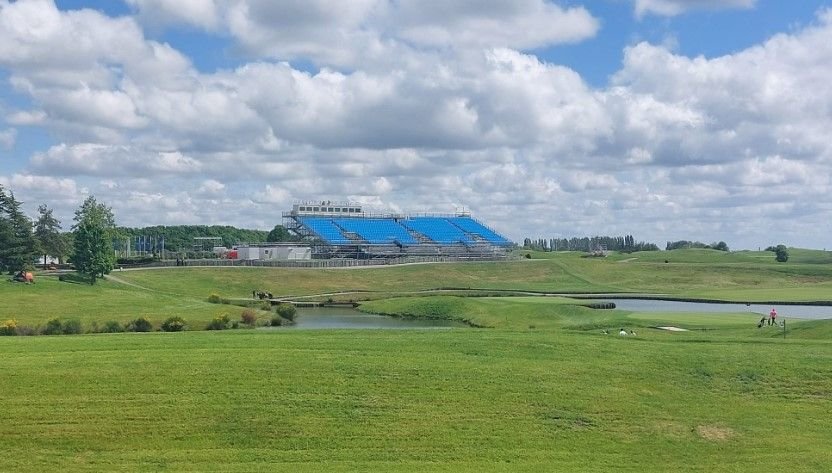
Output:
[1,183,297,283]
[1,185,112,283]
[1,185,66,274]
[113,224,301,256]
[116,225,270,253]
[666,240,729,251]
[522,235,659,253]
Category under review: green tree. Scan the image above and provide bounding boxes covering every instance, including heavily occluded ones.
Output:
[0,186,11,272]
[34,204,67,268]
[266,224,293,242]
[712,241,729,252]
[774,245,789,263]
[0,209,12,272]
[0,186,36,273]
[72,196,116,284]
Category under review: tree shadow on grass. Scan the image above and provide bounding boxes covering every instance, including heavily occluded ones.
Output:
[57,272,92,285]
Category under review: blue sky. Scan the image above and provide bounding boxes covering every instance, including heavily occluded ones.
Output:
[2,0,832,249]
[543,1,830,86]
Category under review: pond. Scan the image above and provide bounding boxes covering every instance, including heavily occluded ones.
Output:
[261,307,465,329]
[606,299,832,320]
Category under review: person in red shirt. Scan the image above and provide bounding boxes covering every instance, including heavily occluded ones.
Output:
[769,308,777,326]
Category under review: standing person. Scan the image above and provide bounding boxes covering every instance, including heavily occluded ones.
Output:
[769,308,777,326]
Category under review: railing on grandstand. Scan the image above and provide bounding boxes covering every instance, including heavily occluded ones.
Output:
[283,211,472,219]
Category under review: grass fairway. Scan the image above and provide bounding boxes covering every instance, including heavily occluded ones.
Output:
[110,249,832,303]
[0,275,268,329]
[2,249,832,471]
[2,329,831,472]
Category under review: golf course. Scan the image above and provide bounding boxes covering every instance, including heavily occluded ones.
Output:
[2,248,832,471]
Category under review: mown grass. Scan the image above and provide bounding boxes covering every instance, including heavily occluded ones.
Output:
[4,248,831,329]
[111,249,832,303]
[1,329,831,472]
[357,295,826,338]
[2,250,832,471]
[0,275,271,329]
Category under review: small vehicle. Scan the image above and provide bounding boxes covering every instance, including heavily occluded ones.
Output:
[12,271,34,283]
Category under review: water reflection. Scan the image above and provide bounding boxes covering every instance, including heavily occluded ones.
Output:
[607,299,832,320]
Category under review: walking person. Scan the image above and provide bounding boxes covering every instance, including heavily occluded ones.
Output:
[769,308,777,326]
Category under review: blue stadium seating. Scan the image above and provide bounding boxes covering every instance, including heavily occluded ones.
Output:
[298,217,351,244]
[447,217,511,245]
[296,215,510,247]
[402,217,474,244]
[334,218,418,245]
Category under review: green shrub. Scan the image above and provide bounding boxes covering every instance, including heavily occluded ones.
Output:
[275,303,297,321]
[0,319,17,336]
[101,320,125,333]
[240,309,258,326]
[126,317,153,332]
[37,318,83,335]
[161,316,187,332]
[207,293,222,303]
[206,313,231,330]
[270,315,283,327]
[62,319,83,335]
[42,318,64,335]
[774,245,789,262]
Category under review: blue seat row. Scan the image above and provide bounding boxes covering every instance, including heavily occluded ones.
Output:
[402,217,474,244]
[297,216,510,246]
[298,217,351,244]
[447,217,511,245]
[334,218,418,245]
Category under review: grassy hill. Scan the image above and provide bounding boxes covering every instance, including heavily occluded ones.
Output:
[4,248,832,329]
[108,248,832,302]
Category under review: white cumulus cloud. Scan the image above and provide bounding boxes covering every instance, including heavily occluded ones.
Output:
[1,1,832,249]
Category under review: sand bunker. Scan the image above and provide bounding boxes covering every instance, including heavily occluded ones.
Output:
[697,425,736,441]
[656,326,689,332]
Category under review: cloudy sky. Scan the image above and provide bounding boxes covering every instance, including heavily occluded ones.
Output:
[1,0,831,249]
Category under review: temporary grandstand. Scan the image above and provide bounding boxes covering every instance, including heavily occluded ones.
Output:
[284,201,512,259]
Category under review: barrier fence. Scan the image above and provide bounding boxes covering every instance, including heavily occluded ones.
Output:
[119,255,512,269]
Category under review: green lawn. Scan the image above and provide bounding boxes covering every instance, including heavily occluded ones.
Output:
[2,251,832,471]
[0,275,271,329]
[110,249,832,303]
[1,329,831,472]
[358,295,820,337]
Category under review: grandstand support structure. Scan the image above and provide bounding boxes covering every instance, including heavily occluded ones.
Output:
[282,205,513,260]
